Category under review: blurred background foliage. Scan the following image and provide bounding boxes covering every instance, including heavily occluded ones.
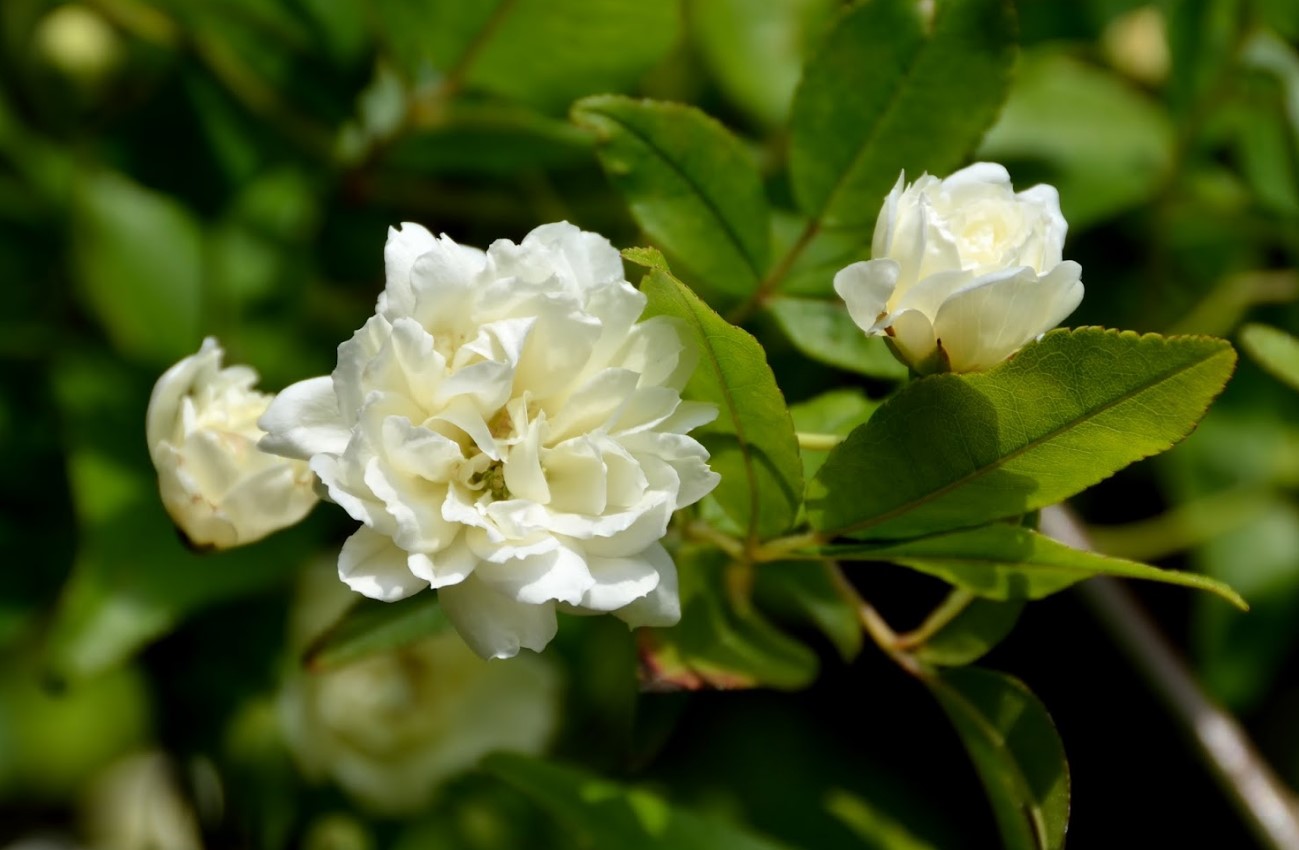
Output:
[1,0,1299,847]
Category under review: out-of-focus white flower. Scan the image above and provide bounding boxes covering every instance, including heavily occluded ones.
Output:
[834,163,1084,374]
[260,222,719,658]
[82,752,203,850]
[34,4,121,82]
[279,630,560,815]
[1102,6,1170,86]
[147,338,318,549]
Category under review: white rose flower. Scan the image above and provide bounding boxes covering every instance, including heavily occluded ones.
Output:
[146,338,318,549]
[259,222,719,659]
[279,630,560,815]
[834,162,1084,374]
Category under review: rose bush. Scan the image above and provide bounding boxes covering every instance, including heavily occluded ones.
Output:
[146,338,318,549]
[834,162,1084,373]
[259,222,719,659]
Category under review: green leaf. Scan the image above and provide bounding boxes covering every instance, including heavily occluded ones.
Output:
[821,524,1247,609]
[788,0,1017,229]
[379,0,680,112]
[575,97,771,303]
[72,171,203,365]
[767,297,908,380]
[824,789,940,850]
[689,0,838,127]
[484,753,793,850]
[302,594,449,672]
[910,593,1024,667]
[753,561,863,661]
[1240,323,1299,393]
[808,329,1237,540]
[636,260,804,541]
[638,545,818,691]
[979,49,1175,229]
[927,667,1070,850]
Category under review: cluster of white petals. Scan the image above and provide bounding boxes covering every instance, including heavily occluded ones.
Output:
[280,630,559,814]
[259,222,719,659]
[146,338,317,549]
[835,163,1084,374]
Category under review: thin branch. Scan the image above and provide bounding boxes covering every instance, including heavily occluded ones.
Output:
[1041,505,1299,850]
[727,218,820,324]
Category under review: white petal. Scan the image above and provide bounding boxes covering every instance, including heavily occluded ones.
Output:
[363,457,457,553]
[407,534,477,588]
[473,544,594,605]
[943,161,1011,189]
[547,368,639,442]
[383,222,438,317]
[258,376,349,460]
[543,437,606,516]
[338,526,428,601]
[887,308,939,371]
[933,262,1083,372]
[581,551,661,612]
[409,236,489,330]
[834,260,900,333]
[504,417,550,504]
[438,575,558,659]
[146,337,221,448]
[612,543,680,628]
[333,315,392,423]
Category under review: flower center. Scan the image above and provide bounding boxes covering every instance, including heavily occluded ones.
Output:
[468,459,510,501]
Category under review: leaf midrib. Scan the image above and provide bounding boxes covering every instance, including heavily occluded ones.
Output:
[830,345,1231,537]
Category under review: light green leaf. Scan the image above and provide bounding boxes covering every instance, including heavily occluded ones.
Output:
[638,545,818,691]
[302,594,449,672]
[808,329,1237,540]
[979,50,1175,229]
[821,524,1246,609]
[72,171,203,365]
[689,0,838,127]
[1240,323,1299,393]
[788,0,1016,228]
[767,297,908,379]
[634,256,804,541]
[576,97,771,303]
[910,593,1024,667]
[484,753,793,850]
[753,561,863,661]
[824,789,940,850]
[927,667,1069,850]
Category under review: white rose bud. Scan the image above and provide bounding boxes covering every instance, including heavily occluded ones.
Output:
[279,631,560,815]
[259,222,720,659]
[834,163,1084,374]
[146,338,318,549]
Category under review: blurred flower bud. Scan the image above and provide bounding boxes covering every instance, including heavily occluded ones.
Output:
[146,338,318,549]
[1102,6,1171,87]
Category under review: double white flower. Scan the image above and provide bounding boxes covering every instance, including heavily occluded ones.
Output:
[260,222,719,659]
[835,163,1084,373]
[146,338,318,549]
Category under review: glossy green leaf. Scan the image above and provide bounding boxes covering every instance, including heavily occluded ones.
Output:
[910,593,1024,667]
[927,667,1069,850]
[638,545,818,691]
[1240,323,1299,393]
[979,50,1175,229]
[576,97,771,303]
[753,561,863,661]
[72,171,203,365]
[808,329,1237,540]
[689,0,838,126]
[788,0,1016,228]
[484,753,793,850]
[634,254,804,540]
[822,524,1246,608]
[767,297,908,380]
[302,594,448,672]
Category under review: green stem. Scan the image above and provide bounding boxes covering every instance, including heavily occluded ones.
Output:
[796,431,844,451]
[895,588,976,651]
